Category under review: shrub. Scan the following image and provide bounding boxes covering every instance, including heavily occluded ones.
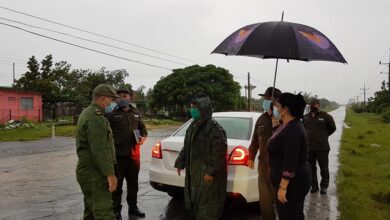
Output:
[383,110,390,123]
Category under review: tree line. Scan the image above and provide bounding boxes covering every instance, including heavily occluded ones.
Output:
[14,55,340,121]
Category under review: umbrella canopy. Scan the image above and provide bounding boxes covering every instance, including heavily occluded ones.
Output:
[212,21,347,64]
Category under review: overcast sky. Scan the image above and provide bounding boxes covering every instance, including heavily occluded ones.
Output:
[0,0,389,104]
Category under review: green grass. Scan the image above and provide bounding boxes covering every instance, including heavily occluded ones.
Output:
[0,119,182,142]
[337,109,390,220]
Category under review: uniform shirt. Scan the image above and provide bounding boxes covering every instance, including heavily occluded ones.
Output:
[303,111,336,151]
[76,102,116,182]
[267,119,309,180]
[106,106,148,157]
[248,113,279,175]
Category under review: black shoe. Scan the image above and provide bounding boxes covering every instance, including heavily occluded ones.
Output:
[320,188,327,194]
[129,207,145,218]
[310,187,319,193]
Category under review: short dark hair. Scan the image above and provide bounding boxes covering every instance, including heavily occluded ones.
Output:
[191,92,210,105]
[277,93,307,119]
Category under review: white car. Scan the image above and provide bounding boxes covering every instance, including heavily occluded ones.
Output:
[149,112,262,203]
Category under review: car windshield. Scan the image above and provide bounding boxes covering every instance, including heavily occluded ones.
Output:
[173,117,253,140]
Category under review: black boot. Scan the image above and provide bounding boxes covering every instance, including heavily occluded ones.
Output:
[320,188,327,194]
[128,207,145,218]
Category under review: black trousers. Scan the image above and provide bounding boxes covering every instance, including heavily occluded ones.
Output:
[270,165,311,220]
[112,156,140,214]
[308,151,329,189]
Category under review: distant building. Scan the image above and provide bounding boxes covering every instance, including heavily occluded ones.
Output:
[0,87,42,124]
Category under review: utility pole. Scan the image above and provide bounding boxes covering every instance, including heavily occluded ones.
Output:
[244,72,256,111]
[12,62,15,84]
[379,49,390,104]
[355,94,359,104]
[360,83,369,106]
[247,72,251,111]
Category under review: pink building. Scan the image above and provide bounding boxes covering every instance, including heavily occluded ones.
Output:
[0,87,43,124]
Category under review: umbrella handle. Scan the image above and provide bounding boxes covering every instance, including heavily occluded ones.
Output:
[272,58,279,98]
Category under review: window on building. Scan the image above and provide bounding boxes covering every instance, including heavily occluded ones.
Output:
[20,97,34,110]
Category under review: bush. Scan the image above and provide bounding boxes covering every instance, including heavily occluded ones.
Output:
[383,111,390,123]
[351,104,365,113]
[375,103,389,114]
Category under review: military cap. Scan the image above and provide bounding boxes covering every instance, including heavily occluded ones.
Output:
[309,98,320,104]
[92,84,120,98]
[259,87,282,99]
[117,87,131,95]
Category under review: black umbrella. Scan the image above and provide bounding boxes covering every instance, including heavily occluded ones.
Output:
[212,13,347,94]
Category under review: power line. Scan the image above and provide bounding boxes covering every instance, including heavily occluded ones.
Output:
[0,5,265,87]
[0,4,205,65]
[0,17,190,66]
[0,21,173,71]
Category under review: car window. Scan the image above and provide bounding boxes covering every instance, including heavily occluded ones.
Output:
[174,117,253,140]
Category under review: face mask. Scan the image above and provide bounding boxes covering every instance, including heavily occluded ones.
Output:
[117,99,130,108]
[105,101,117,113]
[310,106,319,113]
[273,106,281,120]
[190,107,201,120]
[263,100,272,112]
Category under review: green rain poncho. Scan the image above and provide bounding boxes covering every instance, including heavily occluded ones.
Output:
[174,94,228,220]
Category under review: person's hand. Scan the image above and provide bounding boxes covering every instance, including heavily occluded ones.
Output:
[177,168,182,176]
[107,175,118,193]
[277,187,288,203]
[204,174,214,184]
[248,160,255,169]
[139,137,146,145]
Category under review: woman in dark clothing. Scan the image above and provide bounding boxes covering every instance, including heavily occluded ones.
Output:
[267,93,311,220]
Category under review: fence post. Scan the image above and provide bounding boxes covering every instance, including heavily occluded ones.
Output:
[9,109,11,121]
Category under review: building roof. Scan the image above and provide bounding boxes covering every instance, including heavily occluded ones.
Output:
[0,86,42,95]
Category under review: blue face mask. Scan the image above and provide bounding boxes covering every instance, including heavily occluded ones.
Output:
[263,100,272,112]
[117,99,130,108]
[105,102,117,113]
[273,106,281,120]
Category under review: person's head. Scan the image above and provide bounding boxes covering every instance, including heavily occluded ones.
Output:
[259,87,282,113]
[116,87,132,109]
[190,92,212,121]
[274,92,307,120]
[92,84,120,113]
[117,87,131,101]
[309,98,320,113]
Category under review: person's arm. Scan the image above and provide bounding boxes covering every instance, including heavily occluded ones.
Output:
[205,124,228,177]
[174,126,190,175]
[325,113,336,136]
[248,118,261,168]
[86,118,115,177]
[138,116,148,144]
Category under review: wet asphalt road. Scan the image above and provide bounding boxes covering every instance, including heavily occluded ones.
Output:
[0,107,345,220]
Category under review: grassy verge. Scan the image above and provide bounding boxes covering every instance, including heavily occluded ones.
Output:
[0,119,182,142]
[0,124,75,142]
[337,109,390,220]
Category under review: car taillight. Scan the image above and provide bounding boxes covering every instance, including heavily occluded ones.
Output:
[228,146,249,166]
[152,142,162,159]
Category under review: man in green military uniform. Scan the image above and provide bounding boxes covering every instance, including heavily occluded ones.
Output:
[248,87,282,220]
[107,87,148,219]
[175,93,228,220]
[303,98,336,195]
[76,84,120,220]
